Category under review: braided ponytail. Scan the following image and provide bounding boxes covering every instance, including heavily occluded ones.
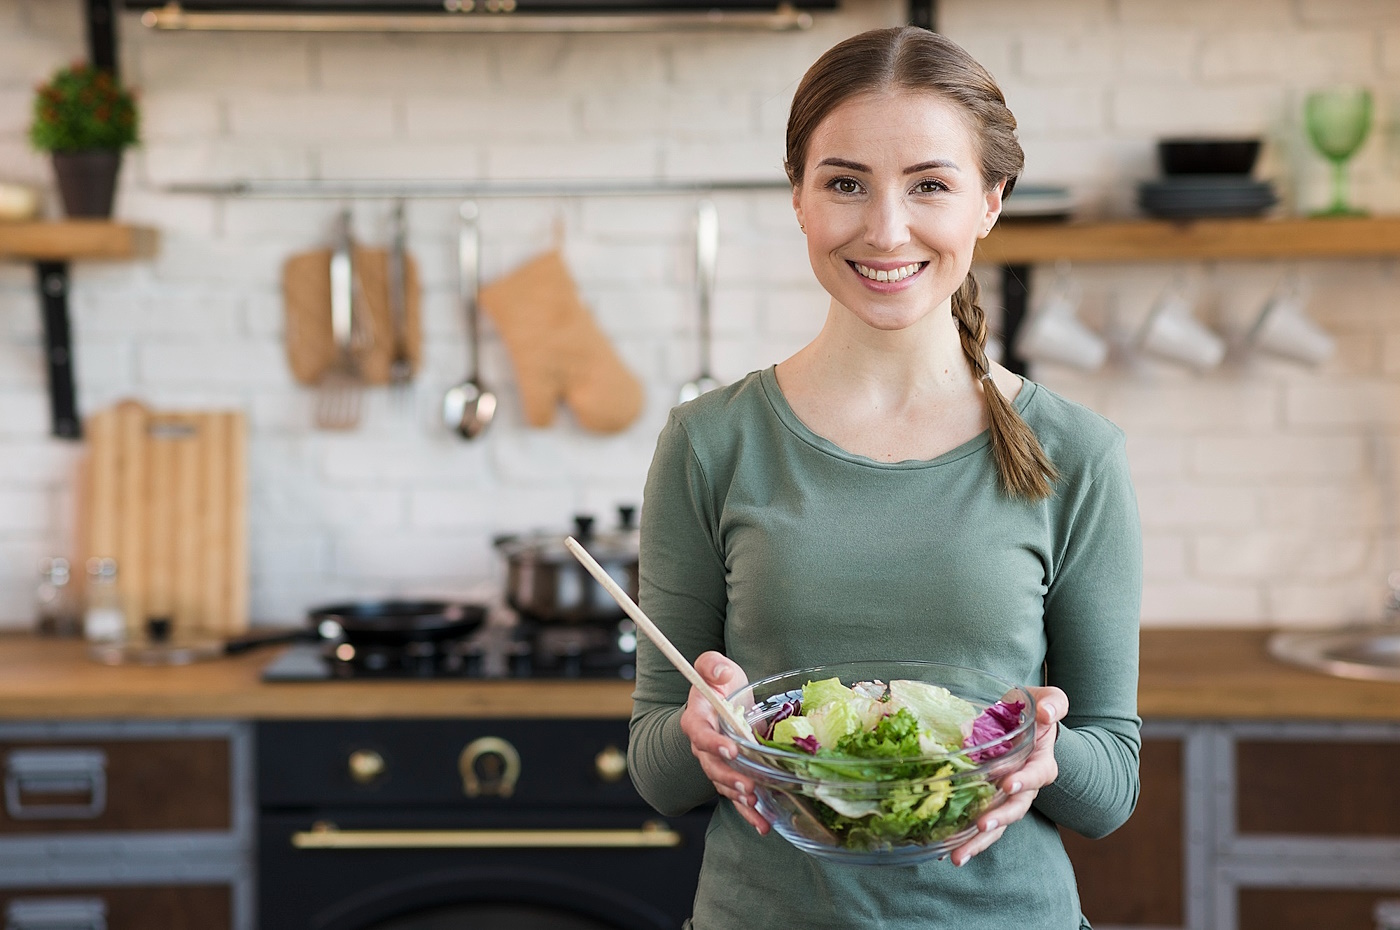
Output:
[950,273,1057,500]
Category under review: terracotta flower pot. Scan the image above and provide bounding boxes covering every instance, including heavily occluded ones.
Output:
[51,150,122,219]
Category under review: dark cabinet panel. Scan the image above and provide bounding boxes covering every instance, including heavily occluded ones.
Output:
[1239,887,1400,930]
[1236,739,1400,836]
[1060,737,1184,927]
[0,885,230,930]
[0,739,230,832]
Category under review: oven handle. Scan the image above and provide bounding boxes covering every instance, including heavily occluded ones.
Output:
[290,819,682,850]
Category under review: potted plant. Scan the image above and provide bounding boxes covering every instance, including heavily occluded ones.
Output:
[29,62,139,219]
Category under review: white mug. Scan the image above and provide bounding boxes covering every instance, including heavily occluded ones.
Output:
[1014,282,1108,371]
[1249,287,1334,366]
[1139,288,1225,370]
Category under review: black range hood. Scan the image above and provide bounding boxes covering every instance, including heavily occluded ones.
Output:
[127,0,834,31]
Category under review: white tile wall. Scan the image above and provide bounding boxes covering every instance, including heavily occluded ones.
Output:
[1,0,1399,629]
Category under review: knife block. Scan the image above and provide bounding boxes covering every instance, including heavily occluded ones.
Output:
[82,401,248,639]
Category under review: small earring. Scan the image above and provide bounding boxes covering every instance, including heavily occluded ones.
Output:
[799,224,805,233]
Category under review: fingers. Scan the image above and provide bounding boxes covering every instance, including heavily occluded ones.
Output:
[695,650,749,691]
[1029,685,1069,728]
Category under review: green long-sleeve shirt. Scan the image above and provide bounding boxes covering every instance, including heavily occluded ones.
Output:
[629,367,1143,930]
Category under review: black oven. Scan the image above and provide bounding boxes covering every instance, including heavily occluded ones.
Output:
[257,719,709,930]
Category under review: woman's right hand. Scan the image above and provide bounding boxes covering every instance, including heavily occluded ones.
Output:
[680,650,770,835]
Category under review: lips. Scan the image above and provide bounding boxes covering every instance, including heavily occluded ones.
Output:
[849,261,926,284]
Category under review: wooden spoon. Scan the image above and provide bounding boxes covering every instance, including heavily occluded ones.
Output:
[564,536,751,738]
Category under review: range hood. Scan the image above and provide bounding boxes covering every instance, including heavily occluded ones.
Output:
[128,0,833,32]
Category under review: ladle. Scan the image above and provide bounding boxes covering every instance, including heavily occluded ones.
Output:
[679,199,721,404]
[442,200,497,439]
[564,536,752,737]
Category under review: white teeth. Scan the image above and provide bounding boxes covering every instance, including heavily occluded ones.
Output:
[853,262,923,283]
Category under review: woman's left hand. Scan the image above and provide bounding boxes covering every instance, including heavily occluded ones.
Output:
[948,685,1068,867]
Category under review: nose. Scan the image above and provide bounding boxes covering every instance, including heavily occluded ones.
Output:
[863,191,911,253]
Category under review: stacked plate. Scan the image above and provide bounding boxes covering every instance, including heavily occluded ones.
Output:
[1002,184,1076,221]
[1138,176,1277,219]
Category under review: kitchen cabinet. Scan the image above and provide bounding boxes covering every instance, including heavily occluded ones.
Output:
[0,631,1397,930]
[1065,721,1400,930]
[0,720,253,930]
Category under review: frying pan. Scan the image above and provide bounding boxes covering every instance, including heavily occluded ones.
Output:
[91,600,487,665]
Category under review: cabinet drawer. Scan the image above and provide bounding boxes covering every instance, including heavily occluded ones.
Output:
[1238,887,1400,930]
[1236,739,1400,837]
[1060,737,1185,927]
[0,739,230,833]
[0,886,230,930]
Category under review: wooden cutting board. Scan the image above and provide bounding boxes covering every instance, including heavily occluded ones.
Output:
[83,401,248,639]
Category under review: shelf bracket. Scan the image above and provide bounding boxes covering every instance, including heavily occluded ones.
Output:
[86,0,119,76]
[35,261,82,440]
[1000,263,1030,375]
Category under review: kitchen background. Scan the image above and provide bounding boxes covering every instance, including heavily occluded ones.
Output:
[2,0,1400,630]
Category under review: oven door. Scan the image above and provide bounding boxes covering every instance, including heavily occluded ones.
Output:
[258,808,712,930]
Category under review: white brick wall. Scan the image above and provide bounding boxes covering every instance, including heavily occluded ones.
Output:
[1,0,1399,630]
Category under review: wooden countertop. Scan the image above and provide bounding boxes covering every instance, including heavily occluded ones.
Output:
[0,629,1396,721]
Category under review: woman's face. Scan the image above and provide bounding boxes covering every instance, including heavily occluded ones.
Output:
[792,89,1004,333]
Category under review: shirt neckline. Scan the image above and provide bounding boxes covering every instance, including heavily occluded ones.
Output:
[758,365,1039,470]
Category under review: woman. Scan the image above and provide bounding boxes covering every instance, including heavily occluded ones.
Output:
[629,26,1142,930]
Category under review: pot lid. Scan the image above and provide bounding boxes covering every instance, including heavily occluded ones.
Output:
[495,509,639,563]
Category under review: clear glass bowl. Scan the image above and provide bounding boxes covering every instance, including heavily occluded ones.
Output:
[720,660,1036,865]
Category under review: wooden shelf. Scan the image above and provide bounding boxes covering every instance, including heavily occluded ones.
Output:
[976,215,1400,265]
[0,220,157,261]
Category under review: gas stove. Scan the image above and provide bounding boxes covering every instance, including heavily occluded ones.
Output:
[261,616,638,682]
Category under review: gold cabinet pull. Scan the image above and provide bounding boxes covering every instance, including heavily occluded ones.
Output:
[291,819,681,850]
[459,736,520,798]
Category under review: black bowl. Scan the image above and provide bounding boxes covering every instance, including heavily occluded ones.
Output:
[1157,138,1261,176]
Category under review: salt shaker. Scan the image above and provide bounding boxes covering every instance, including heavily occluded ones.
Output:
[83,557,126,643]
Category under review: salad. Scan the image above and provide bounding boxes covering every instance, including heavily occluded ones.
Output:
[748,676,1026,852]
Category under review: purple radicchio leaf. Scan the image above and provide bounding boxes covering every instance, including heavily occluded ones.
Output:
[792,734,821,755]
[759,700,799,740]
[964,700,1026,763]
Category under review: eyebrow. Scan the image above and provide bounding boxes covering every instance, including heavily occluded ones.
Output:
[814,157,960,174]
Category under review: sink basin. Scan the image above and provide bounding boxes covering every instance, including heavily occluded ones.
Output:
[1268,627,1400,682]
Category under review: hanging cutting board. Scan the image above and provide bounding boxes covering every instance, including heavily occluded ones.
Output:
[84,401,248,639]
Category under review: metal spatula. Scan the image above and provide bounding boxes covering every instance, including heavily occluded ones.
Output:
[314,209,364,430]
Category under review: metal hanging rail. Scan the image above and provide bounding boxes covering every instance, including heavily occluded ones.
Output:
[138,2,815,32]
[164,177,794,199]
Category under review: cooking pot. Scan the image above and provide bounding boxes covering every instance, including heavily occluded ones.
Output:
[495,508,639,625]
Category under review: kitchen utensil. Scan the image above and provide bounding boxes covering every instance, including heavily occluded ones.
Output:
[564,535,751,737]
[714,660,1035,865]
[494,508,639,625]
[1157,137,1261,176]
[679,199,722,404]
[1305,85,1372,217]
[315,209,364,430]
[443,200,497,439]
[283,244,423,388]
[387,199,413,403]
[83,402,248,640]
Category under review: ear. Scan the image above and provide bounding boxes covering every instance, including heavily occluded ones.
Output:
[791,185,805,232]
[979,179,1006,239]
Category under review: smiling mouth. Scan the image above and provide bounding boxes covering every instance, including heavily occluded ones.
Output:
[849,261,926,283]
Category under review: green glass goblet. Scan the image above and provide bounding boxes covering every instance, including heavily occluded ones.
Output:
[1304,86,1373,217]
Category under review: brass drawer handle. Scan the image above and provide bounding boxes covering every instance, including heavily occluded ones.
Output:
[291,819,681,850]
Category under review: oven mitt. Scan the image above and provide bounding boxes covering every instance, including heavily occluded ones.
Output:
[478,250,644,434]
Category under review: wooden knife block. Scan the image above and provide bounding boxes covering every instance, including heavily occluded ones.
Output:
[82,401,248,639]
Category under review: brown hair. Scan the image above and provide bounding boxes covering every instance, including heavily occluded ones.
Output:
[786,27,1057,501]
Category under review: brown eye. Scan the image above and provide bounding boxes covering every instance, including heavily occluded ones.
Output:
[915,179,946,194]
[832,178,860,194]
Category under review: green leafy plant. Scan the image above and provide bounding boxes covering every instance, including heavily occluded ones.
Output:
[29,62,139,153]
